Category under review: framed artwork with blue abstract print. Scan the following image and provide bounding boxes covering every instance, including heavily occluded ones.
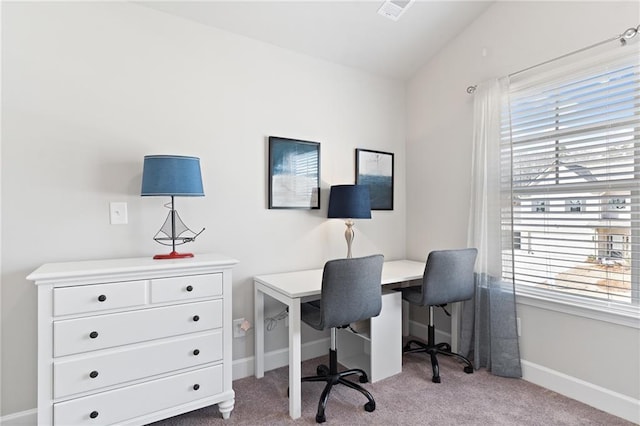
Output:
[269,136,320,209]
[356,148,394,210]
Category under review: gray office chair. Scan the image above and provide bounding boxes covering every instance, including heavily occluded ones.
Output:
[401,248,478,383]
[300,254,384,423]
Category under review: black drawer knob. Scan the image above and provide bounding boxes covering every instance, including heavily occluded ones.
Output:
[97,294,107,302]
[89,370,99,379]
[90,411,99,419]
[186,285,193,292]
[193,315,200,322]
[193,349,200,356]
[89,331,99,339]
[193,384,200,391]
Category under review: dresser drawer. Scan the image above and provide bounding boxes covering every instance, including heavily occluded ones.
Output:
[53,364,223,426]
[151,273,222,303]
[54,300,223,357]
[53,281,146,317]
[54,330,223,398]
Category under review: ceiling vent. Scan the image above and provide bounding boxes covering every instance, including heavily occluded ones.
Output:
[377,0,415,21]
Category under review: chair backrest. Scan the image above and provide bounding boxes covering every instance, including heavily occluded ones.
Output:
[318,254,384,330]
[420,248,478,306]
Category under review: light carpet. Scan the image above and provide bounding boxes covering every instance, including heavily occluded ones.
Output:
[150,352,634,425]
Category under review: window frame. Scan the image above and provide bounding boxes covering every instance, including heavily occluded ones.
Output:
[501,49,640,317]
[516,285,640,329]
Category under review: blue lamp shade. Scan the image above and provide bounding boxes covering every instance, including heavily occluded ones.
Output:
[327,185,371,219]
[141,155,204,197]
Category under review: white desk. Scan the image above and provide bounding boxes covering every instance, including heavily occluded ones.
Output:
[254,259,425,419]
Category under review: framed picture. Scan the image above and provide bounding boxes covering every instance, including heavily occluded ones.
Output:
[356,148,394,210]
[269,136,320,209]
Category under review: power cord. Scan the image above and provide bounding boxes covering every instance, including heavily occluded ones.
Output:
[265,307,288,331]
[439,304,451,316]
[338,324,359,334]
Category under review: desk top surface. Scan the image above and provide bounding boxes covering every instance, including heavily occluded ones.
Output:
[254,259,425,299]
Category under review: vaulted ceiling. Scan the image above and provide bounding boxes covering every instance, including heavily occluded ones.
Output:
[139,1,493,81]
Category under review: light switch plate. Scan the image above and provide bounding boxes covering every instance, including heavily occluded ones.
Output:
[110,202,128,225]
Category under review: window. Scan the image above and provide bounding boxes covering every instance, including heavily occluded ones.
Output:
[566,199,583,212]
[532,200,546,212]
[502,48,639,310]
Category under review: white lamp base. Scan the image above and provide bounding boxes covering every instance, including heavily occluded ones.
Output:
[344,219,355,258]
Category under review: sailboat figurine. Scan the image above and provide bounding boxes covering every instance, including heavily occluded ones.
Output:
[152,197,205,259]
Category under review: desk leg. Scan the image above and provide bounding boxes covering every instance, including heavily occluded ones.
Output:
[288,298,302,419]
[254,284,265,378]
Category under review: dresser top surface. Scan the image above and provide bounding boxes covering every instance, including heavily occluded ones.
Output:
[27,253,238,284]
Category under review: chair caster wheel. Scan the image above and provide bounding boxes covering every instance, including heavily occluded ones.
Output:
[364,401,376,412]
[464,366,474,374]
[317,365,329,376]
[432,376,441,383]
[359,374,369,383]
[315,413,326,423]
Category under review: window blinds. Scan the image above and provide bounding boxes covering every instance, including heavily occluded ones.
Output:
[502,46,640,306]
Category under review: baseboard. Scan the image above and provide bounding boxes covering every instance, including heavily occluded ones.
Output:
[521,360,640,424]
[232,337,329,381]
[0,408,36,426]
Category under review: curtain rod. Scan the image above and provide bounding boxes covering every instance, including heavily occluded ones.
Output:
[466,24,639,94]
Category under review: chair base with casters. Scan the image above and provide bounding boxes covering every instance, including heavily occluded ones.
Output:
[403,305,474,383]
[302,329,376,423]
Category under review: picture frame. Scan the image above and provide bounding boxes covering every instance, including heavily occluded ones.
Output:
[356,148,394,210]
[268,136,321,209]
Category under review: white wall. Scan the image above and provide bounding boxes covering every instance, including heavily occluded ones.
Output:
[0,2,406,416]
[406,0,639,420]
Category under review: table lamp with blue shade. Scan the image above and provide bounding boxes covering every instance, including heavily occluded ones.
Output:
[141,155,205,259]
[328,184,371,258]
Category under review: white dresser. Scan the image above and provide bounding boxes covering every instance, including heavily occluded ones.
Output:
[27,253,238,426]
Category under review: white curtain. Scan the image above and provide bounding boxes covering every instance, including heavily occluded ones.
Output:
[459,78,522,378]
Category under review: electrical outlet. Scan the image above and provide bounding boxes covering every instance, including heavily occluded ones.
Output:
[233,318,246,338]
[516,317,522,337]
